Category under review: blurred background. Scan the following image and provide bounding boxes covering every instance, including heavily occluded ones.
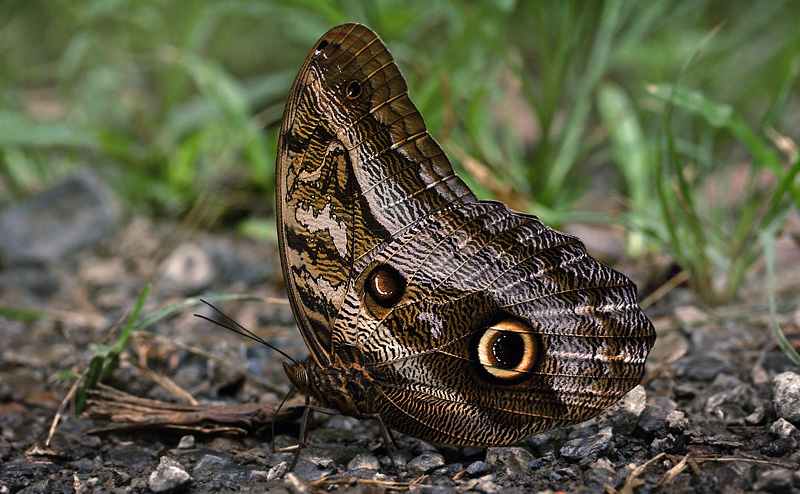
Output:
[1,0,799,305]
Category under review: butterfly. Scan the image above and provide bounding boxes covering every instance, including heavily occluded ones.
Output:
[275,23,655,456]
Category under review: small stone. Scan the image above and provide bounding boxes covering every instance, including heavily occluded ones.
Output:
[407,452,445,475]
[463,460,490,478]
[602,385,646,434]
[773,372,800,424]
[485,446,534,477]
[769,418,797,439]
[637,398,677,435]
[665,410,689,433]
[347,453,380,471]
[525,428,566,458]
[148,457,192,493]
[560,427,613,462]
[583,458,618,489]
[177,435,195,449]
[292,455,336,482]
[390,449,412,469]
[761,437,797,457]
[472,476,502,494]
[194,454,230,471]
[266,462,289,481]
[675,354,732,381]
[0,170,117,266]
[754,468,795,494]
[712,403,748,425]
[158,242,217,295]
[650,436,673,454]
[461,474,501,494]
[745,405,767,425]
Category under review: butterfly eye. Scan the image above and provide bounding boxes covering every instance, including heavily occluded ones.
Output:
[476,319,538,381]
[366,264,405,308]
[345,80,362,99]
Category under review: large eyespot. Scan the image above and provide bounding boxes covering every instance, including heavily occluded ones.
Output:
[366,264,405,308]
[476,319,538,381]
[345,80,362,99]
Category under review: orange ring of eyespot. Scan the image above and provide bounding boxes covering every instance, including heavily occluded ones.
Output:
[476,319,538,380]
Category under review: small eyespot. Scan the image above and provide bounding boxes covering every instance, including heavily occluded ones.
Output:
[366,264,405,308]
[345,80,362,99]
[314,40,329,55]
[476,319,538,381]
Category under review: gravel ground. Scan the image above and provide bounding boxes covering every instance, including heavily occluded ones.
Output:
[1,172,800,493]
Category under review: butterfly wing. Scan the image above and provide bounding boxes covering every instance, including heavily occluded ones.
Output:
[341,201,655,445]
[276,23,475,366]
[277,23,655,445]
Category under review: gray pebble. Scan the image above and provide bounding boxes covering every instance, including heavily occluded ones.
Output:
[584,458,618,488]
[675,354,732,381]
[665,410,689,432]
[464,460,490,478]
[347,453,380,471]
[637,397,678,435]
[769,418,797,439]
[560,427,613,462]
[463,475,502,494]
[753,468,795,493]
[407,452,446,475]
[177,435,195,449]
[266,461,289,481]
[194,454,230,471]
[761,437,798,457]
[148,457,193,493]
[0,170,117,265]
[158,242,216,295]
[485,446,534,477]
[292,455,336,482]
[773,372,800,424]
[603,385,647,434]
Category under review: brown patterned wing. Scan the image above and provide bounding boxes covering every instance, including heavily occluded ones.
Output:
[276,23,475,366]
[339,201,656,445]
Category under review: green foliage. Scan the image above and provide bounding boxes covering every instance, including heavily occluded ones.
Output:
[2,0,799,310]
[74,284,269,414]
[76,284,151,415]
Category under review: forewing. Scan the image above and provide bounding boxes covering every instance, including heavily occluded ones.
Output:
[276,23,475,365]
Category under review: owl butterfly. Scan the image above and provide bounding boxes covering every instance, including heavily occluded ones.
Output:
[276,23,655,459]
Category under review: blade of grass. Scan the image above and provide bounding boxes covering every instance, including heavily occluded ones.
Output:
[760,231,800,365]
[75,284,151,415]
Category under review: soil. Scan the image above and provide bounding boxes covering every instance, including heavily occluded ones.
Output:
[1,173,800,493]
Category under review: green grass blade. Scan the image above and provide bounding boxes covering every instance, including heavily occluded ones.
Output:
[760,231,800,365]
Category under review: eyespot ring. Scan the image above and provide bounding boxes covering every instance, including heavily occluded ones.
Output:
[476,319,538,381]
[366,264,405,308]
[345,80,362,99]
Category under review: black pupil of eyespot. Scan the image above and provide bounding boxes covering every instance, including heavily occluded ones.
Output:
[492,332,524,369]
[346,81,361,98]
[367,265,404,307]
[315,40,329,53]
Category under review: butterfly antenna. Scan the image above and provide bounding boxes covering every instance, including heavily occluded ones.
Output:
[195,299,297,364]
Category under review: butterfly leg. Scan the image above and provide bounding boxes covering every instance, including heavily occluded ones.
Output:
[285,403,344,475]
[361,412,399,474]
[286,395,312,474]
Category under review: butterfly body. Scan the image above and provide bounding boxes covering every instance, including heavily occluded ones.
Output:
[277,23,655,447]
